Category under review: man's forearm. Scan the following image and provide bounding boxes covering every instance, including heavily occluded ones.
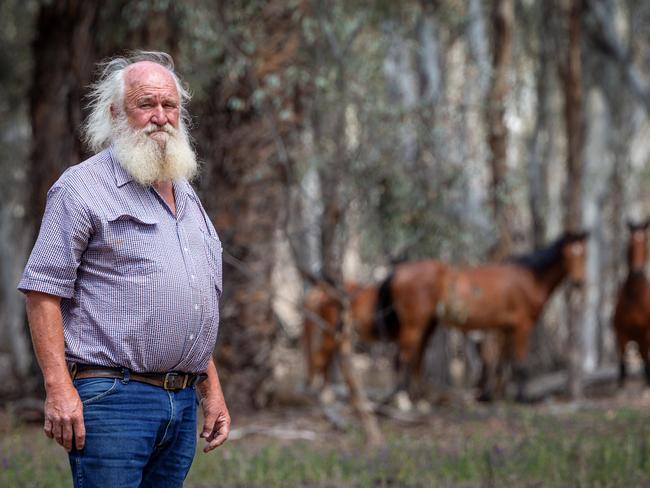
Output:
[198,356,225,401]
[25,291,71,389]
[26,291,85,452]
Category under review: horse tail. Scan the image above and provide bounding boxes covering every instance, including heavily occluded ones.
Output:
[376,273,400,340]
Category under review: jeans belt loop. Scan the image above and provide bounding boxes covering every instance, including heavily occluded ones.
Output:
[121,367,130,385]
[68,362,78,380]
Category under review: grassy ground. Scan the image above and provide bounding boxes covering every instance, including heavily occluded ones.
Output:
[3,394,650,487]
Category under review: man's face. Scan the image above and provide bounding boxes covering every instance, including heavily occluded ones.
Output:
[121,61,181,145]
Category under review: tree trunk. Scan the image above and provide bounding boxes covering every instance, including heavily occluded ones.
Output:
[486,0,515,259]
[561,0,586,399]
[526,0,556,374]
[527,0,553,250]
[195,1,303,408]
[29,0,99,234]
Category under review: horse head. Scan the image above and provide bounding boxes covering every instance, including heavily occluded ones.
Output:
[626,220,650,275]
[561,230,589,287]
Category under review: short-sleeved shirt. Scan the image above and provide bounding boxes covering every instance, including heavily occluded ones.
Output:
[18,147,223,373]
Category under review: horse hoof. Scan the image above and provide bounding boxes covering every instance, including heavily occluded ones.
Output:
[416,399,432,414]
[319,386,336,405]
[394,390,413,412]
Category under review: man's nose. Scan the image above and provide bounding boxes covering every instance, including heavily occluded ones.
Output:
[151,105,167,125]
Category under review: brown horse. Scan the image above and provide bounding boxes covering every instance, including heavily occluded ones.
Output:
[434,231,588,401]
[303,281,378,389]
[613,221,650,387]
[302,260,448,397]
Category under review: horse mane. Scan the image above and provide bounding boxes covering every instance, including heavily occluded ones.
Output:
[375,274,400,340]
[506,235,570,274]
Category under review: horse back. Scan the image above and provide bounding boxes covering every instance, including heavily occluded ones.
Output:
[440,263,544,331]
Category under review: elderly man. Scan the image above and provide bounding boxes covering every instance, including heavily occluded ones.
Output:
[19,51,229,487]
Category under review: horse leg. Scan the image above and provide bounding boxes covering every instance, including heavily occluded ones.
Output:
[382,325,423,407]
[639,336,650,387]
[615,331,628,388]
[396,334,419,396]
[405,318,439,400]
[476,332,501,402]
[313,331,338,389]
[512,326,532,402]
[495,331,513,400]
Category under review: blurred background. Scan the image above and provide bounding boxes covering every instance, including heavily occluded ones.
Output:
[1,0,650,415]
[6,1,650,485]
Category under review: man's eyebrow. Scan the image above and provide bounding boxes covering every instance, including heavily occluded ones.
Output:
[135,95,154,104]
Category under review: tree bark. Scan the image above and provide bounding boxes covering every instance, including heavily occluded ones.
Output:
[196,1,304,408]
[561,0,586,400]
[527,0,553,250]
[486,0,515,259]
[29,0,99,234]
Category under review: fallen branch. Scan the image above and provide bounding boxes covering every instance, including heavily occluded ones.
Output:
[524,365,620,400]
[229,425,318,441]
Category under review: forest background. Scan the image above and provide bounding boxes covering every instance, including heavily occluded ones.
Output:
[1,0,650,416]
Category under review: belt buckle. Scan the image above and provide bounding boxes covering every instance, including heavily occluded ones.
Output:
[163,372,188,390]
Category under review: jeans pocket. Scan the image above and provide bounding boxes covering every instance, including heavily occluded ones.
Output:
[74,378,120,405]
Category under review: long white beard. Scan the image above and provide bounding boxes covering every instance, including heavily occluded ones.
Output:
[111,115,198,187]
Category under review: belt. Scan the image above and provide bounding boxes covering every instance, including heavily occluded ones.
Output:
[68,363,207,391]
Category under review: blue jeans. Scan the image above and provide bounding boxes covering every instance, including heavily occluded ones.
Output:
[69,374,198,488]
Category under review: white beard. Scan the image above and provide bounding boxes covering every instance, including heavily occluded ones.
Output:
[111,115,198,187]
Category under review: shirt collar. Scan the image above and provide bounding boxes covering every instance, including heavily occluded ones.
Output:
[108,146,134,188]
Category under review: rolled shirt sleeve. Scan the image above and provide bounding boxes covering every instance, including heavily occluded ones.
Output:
[18,181,92,298]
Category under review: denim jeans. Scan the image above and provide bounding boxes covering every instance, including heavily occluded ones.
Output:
[69,373,198,488]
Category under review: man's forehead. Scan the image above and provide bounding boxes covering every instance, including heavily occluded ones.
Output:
[124,61,178,97]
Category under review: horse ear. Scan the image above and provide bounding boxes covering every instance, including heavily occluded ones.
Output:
[566,229,589,242]
[627,219,649,231]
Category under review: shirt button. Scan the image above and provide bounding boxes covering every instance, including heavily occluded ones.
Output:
[191,274,195,280]
[189,334,195,341]
[184,247,188,252]
[194,304,199,311]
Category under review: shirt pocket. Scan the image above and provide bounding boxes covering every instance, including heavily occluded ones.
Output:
[107,213,162,275]
[201,231,223,298]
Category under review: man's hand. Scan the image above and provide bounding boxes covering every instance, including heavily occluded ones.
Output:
[44,382,85,452]
[199,392,230,452]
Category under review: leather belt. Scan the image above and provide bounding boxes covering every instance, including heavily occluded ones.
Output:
[68,363,207,391]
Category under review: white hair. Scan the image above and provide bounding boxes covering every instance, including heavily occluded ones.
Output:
[82,51,192,153]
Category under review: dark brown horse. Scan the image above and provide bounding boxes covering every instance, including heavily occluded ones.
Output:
[434,232,588,400]
[613,221,650,387]
[302,260,448,397]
